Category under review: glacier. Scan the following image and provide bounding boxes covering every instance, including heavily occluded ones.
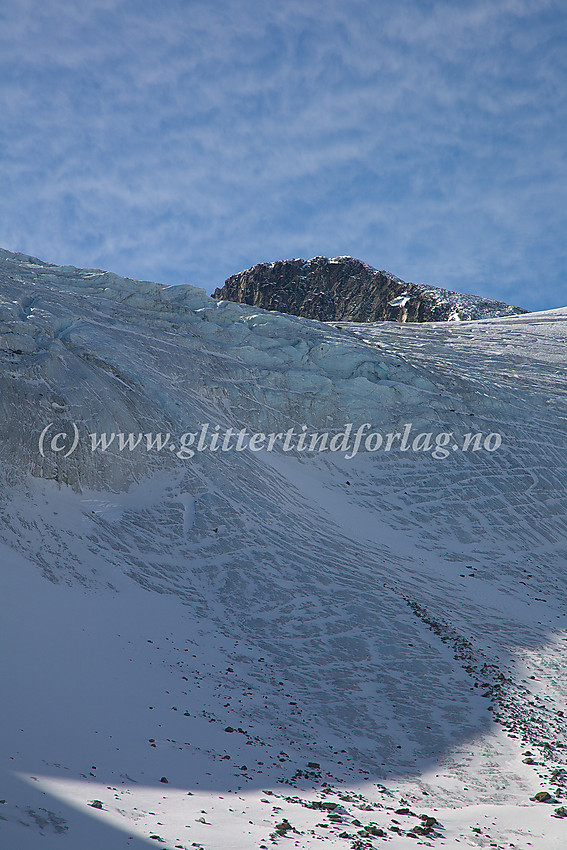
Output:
[0,248,566,849]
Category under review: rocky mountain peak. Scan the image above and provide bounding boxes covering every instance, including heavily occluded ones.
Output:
[213,256,528,323]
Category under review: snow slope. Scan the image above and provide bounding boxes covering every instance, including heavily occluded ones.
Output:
[0,249,566,849]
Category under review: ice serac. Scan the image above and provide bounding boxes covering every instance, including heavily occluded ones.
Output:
[0,249,464,491]
[1,247,566,849]
[213,255,528,322]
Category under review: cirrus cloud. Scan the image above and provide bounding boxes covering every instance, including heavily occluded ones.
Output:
[0,0,565,310]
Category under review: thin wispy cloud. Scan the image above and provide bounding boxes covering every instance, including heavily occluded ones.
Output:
[0,0,565,309]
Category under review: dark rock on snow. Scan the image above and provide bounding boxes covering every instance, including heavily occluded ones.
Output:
[213,256,527,324]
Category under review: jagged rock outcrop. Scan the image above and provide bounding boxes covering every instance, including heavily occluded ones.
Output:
[213,256,528,323]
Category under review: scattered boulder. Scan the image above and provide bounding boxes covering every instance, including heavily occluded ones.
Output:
[362,824,385,836]
[274,818,293,835]
[307,800,338,810]
[532,791,554,803]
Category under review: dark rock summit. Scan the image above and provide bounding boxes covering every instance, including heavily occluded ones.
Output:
[213,256,528,323]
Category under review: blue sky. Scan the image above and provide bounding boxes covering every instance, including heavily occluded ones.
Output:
[0,0,565,310]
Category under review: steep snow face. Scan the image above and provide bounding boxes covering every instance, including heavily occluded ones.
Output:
[1,249,567,849]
